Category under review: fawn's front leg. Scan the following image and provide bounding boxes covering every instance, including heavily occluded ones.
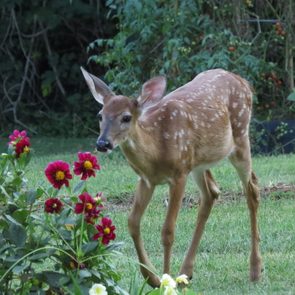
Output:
[162,175,187,274]
[128,178,160,287]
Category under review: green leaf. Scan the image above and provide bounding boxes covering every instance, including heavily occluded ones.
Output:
[81,241,98,254]
[4,214,22,226]
[12,262,30,274]
[38,271,69,288]
[12,209,30,224]
[0,218,9,230]
[147,289,160,295]
[90,269,102,279]
[8,222,27,247]
[0,244,11,254]
[36,187,45,198]
[105,241,124,251]
[26,190,37,205]
[29,250,54,261]
[78,269,92,279]
[287,91,295,101]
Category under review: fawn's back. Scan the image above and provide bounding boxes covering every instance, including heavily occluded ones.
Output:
[122,69,253,183]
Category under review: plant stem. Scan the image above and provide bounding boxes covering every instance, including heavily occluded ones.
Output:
[78,214,85,261]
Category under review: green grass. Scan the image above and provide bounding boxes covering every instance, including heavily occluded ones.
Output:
[113,198,295,294]
[1,137,295,294]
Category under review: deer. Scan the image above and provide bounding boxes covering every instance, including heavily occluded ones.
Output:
[81,67,262,287]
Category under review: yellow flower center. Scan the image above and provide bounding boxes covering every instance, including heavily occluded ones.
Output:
[86,203,93,210]
[52,203,57,208]
[23,146,30,153]
[104,227,111,234]
[83,160,93,170]
[55,170,65,181]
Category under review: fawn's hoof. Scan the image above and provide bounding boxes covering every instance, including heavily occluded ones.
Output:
[250,261,262,281]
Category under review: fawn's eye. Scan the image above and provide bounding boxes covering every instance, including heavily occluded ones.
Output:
[97,113,103,121]
[121,114,132,123]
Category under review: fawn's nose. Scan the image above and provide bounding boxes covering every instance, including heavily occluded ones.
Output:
[96,139,113,152]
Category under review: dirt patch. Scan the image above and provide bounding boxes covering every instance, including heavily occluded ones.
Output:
[106,183,295,211]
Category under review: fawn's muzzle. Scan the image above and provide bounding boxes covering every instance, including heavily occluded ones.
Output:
[96,138,113,152]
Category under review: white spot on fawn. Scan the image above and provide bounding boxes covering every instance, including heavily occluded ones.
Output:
[172,110,178,117]
[238,108,245,117]
[232,102,238,109]
[128,139,136,150]
[163,132,170,139]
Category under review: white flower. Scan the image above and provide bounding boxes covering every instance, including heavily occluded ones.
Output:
[163,286,178,295]
[160,274,177,289]
[89,283,108,295]
[175,274,189,285]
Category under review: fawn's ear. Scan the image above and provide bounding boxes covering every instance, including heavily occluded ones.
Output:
[138,76,167,108]
[80,67,114,105]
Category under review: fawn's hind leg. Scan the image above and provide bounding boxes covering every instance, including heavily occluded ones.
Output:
[229,138,262,281]
[180,169,220,278]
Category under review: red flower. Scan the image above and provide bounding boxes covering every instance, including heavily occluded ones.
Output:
[44,198,63,213]
[93,217,116,245]
[74,152,100,180]
[8,129,31,157]
[75,192,96,214]
[74,192,102,224]
[45,160,72,189]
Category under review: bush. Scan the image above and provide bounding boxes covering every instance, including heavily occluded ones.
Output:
[89,0,294,121]
[0,130,127,294]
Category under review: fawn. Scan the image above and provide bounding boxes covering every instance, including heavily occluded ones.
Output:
[81,67,262,287]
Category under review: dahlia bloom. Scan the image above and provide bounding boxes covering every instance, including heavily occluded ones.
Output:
[8,129,31,157]
[45,160,72,189]
[74,192,96,214]
[44,198,63,214]
[93,217,116,245]
[74,192,102,224]
[74,152,100,180]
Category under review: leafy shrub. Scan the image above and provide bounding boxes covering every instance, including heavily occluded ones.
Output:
[0,130,127,294]
[89,0,294,121]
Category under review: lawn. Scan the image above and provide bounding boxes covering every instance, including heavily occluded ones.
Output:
[1,137,295,294]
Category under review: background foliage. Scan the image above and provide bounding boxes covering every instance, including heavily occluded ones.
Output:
[0,0,115,136]
[0,0,294,142]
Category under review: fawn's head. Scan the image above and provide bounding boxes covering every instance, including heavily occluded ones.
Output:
[81,67,166,152]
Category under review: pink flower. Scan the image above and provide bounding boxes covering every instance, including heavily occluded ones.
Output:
[44,198,63,213]
[93,217,116,245]
[9,130,28,142]
[45,160,72,189]
[74,152,100,180]
[74,192,102,224]
[8,129,31,157]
